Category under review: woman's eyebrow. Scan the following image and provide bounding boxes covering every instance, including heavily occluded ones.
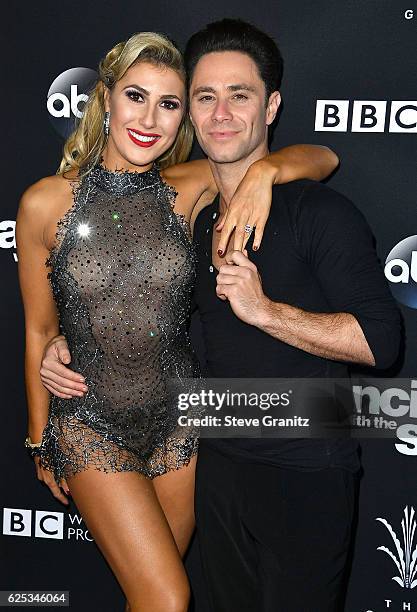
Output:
[160,94,182,101]
[124,85,181,101]
[124,84,149,95]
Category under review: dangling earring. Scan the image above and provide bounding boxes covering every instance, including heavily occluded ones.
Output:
[103,111,110,136]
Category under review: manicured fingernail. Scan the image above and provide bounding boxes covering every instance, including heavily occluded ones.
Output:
[218,249,223,255]
[253,245,258,251]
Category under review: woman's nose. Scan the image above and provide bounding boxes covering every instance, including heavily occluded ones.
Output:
[140,104,158,130]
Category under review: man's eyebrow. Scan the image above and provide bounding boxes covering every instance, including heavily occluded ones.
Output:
[192,86,216,97]
[124,85,181,101]
[192,84,256,97]
[227,84,256,93]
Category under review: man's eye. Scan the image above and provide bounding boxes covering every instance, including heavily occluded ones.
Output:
[161,100,180,110]
[198,96,214,102]
[125,90,143,103]
[233,94,248,101]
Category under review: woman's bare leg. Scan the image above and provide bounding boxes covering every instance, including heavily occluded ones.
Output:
[153,454,197,556]
[124,454,198,612]
[67,468,190,612]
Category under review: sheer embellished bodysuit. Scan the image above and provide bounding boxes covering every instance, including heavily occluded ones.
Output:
[39,163,201,482]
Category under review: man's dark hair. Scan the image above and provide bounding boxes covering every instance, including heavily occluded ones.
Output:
[184,18,283,101]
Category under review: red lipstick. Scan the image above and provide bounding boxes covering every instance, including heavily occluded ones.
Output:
[127,128,161,148]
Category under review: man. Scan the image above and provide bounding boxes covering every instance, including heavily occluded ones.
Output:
[40,19,401,611]
[183,19,400,612]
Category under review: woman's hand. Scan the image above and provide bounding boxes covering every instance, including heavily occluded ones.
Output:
[215,144,339,254]
[216,160,275,254]
[33,452,71,506]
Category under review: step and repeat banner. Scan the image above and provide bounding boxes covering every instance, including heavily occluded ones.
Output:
[2,1,416,610]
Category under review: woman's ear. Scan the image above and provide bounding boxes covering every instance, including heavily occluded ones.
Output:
[266,91,281,126]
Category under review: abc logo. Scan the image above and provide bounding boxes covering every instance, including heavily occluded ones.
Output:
[384,235,417,309]
[47,67,98,139]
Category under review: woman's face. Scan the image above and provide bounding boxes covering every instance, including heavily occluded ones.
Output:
[103,61,186,171]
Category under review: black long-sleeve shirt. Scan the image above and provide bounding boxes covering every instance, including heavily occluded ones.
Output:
[192,179,401,472]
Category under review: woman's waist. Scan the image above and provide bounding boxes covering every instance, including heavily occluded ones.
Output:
[68,344,199,377]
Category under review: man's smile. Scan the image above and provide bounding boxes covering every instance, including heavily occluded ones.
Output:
[208,130,240,140]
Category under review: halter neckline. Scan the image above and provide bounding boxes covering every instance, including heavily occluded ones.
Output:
[88,160,161,196]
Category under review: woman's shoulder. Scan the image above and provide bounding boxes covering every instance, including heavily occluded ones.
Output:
[162,158,210,179]
[19,172,78,219]
[161,160,217,218]
[162,159,216,196]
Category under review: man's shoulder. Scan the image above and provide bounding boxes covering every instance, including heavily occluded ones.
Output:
[273,178,348,205]
[273,179,365,223]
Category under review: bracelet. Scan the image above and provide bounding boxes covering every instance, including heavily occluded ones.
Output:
[24,436,42,458]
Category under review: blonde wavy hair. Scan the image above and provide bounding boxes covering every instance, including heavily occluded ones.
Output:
[58,32,194,177]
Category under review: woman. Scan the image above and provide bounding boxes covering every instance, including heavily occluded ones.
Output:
[17,32,338,612]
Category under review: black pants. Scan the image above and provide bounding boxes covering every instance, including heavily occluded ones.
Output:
[194,442,358,612]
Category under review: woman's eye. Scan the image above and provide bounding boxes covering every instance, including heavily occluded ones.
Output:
[161,100,180,110]
[125,90,143,103]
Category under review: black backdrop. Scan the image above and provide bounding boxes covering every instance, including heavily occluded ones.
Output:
[2,1,416,610]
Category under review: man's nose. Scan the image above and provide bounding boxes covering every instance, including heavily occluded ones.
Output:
[212,98,233,123]
[140,103,158,130]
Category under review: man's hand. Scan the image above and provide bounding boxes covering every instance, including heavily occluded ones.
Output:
[215,250,269,326]
[40,335,88,398]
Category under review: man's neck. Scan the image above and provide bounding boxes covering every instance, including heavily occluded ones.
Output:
[208,143,269,214]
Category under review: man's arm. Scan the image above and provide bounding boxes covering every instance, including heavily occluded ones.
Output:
[255,303,375,365]
[216,184,401,369]
[216,252,375,366]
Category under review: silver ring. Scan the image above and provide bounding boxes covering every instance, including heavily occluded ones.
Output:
[244,224,253,234]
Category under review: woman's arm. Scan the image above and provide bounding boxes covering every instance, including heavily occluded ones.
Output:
[16,177,70,504]
[163,145,339,247]
[258,144,339,184]
[216,144,339,253]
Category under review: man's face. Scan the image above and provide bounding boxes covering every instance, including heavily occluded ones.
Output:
[189,51,280,164]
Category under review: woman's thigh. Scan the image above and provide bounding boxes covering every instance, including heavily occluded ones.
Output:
[67,468,190,612]
[153,453,197,557]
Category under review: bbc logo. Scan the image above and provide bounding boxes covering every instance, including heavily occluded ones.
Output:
[315,100,417,132]
[3,508,64,539]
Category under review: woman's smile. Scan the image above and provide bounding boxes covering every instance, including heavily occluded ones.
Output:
[127,128,162,148]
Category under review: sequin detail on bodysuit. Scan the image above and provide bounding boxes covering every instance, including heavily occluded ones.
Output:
[40,163,201,481]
